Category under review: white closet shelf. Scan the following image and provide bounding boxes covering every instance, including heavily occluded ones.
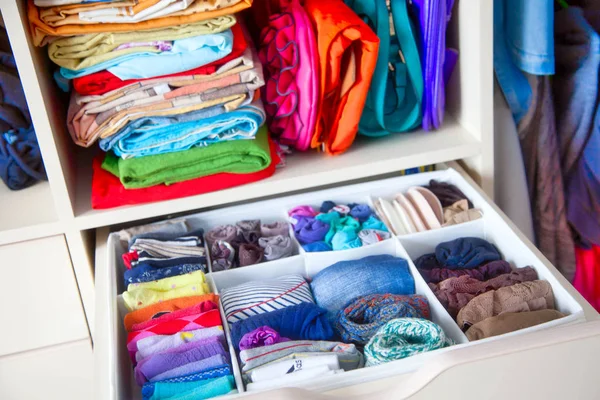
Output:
[0,180,62,245]
[72,116,480,230]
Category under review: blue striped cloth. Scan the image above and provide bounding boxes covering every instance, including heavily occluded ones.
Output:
[220,274,315,324]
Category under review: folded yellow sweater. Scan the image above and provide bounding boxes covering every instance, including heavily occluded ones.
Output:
[123,270,211,311]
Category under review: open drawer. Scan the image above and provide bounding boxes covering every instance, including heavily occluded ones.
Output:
[94,167,599,400]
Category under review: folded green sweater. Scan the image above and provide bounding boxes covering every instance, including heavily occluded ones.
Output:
[102,126,271,189]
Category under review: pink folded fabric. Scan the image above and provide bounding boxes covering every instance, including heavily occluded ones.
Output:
[258,0,318,151]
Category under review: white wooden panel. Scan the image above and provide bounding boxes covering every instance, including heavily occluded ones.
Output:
[0,339,93,400]
[0,235,89,356]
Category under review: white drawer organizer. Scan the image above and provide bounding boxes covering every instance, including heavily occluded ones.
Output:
[96,168,590,400]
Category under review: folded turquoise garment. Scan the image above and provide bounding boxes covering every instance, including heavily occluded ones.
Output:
[101,100,266,159]
[141,366,232,400]
[59,30,233,80]
[148,375,235,400]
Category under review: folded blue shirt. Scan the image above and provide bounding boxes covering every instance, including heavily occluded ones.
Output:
[103,101,265,159]
[59,30,233,80]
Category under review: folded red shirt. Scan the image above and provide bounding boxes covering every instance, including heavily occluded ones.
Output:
[72,23,248,96]
[91,139,279,209]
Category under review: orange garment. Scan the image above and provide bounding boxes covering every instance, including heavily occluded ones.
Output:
[304,0,379,155]
[28,0,253,46]
[123,293,219,331]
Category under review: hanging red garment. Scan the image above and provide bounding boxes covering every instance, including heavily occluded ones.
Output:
[304,0,379,155]
[573,245,600,312]
[72,23,248,96]
[91,139,280,209]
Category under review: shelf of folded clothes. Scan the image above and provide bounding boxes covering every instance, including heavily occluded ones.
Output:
[19,0,483,232]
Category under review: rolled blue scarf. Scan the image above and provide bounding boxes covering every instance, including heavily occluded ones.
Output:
[435,237,501,269]
[336,294,430,344]
[310,255,415,318]
[364,318,451,366]
[102,102,265,159]
[230,302,334,350]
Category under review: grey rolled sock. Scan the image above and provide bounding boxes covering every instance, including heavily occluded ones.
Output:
[258,235,294,261]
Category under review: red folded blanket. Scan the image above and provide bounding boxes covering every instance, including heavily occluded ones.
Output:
[91,140,279,209]
[72,23,248,96]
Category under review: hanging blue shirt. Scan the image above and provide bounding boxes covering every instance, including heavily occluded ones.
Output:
[494,0,555,123]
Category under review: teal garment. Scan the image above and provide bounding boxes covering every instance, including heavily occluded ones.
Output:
[149,375,235,400]
[362,215,389,232]
[345,0,423,136]
[364,318,451,366]
[315,212,342,243]
[315,213,361,244]
[331,230,362,250]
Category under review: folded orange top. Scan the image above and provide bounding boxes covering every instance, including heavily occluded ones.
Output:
[123,293,219,331]
[28,0,253,46]
[304,0,379,155]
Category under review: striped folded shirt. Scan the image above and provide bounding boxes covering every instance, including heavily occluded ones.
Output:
[220,274,315,324]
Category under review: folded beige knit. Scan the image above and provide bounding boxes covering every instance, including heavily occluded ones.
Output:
[456,280,555,330]
[442,199,482,226]
[465,309,566,341]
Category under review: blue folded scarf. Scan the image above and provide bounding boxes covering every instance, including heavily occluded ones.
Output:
[230,302,334,350]
[435,237,501,269]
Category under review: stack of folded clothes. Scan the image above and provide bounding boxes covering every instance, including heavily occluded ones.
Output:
[415,237,566,341]
[374,180,483,236]
[205,219,294,271]
[288,201,390,252]
[27,0,283,209]
[118,222,237,399]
